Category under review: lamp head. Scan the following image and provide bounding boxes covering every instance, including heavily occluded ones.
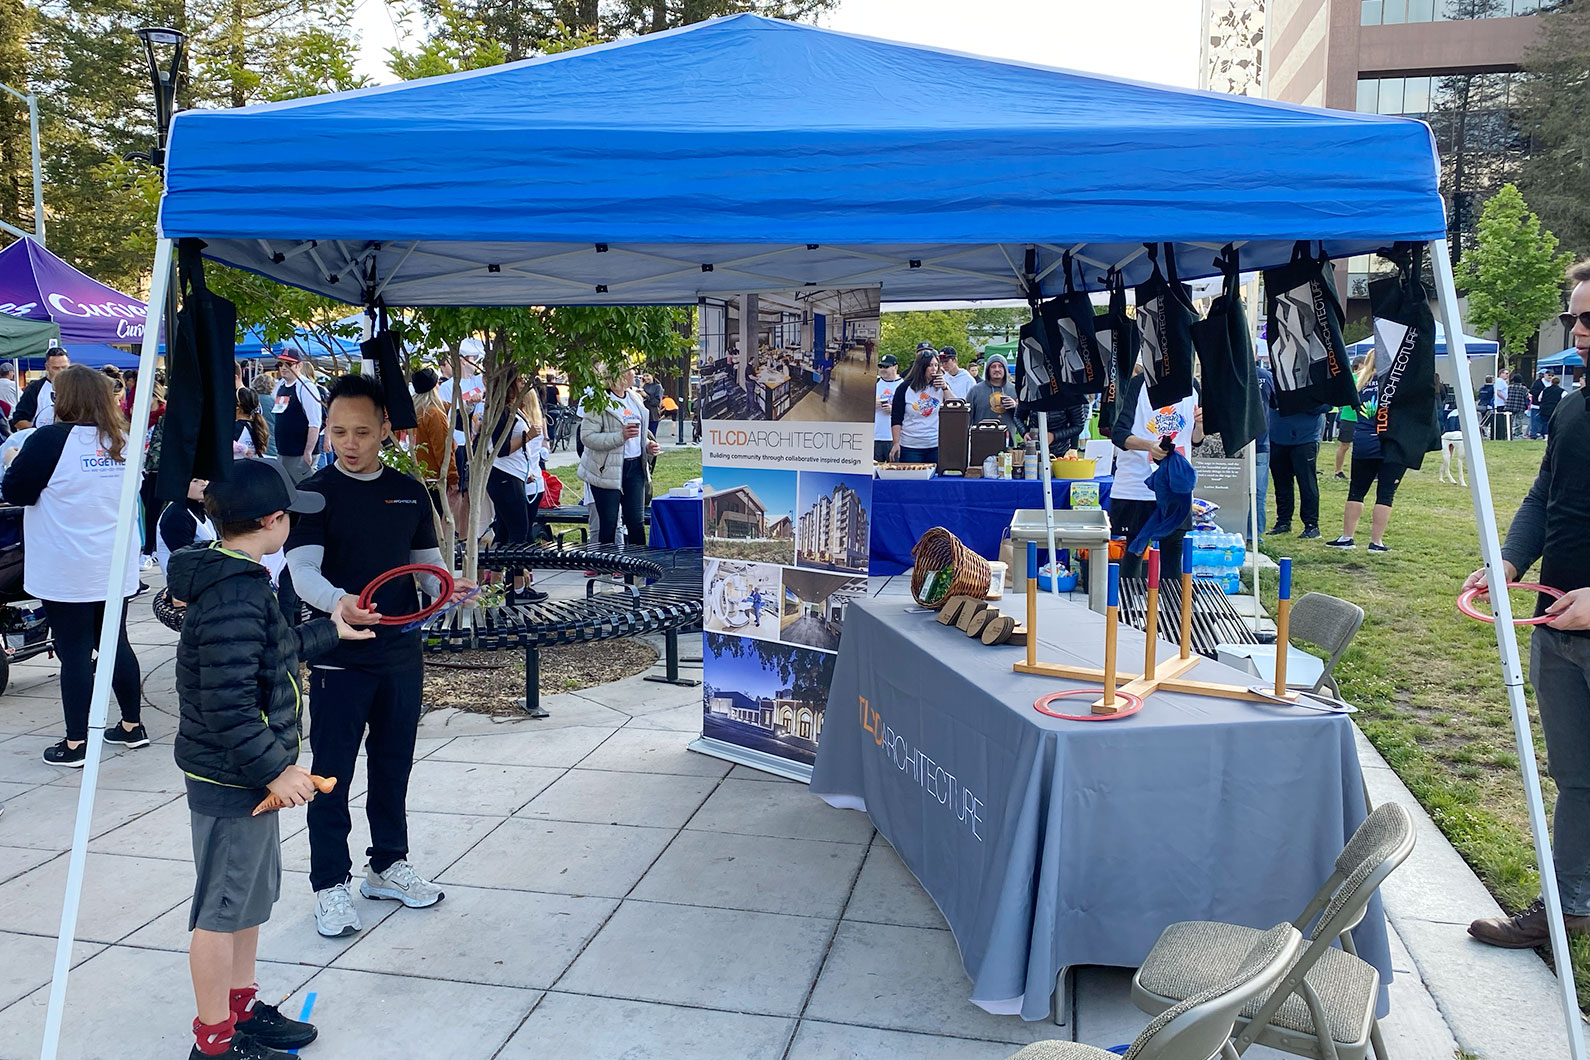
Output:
[135,27,185,46]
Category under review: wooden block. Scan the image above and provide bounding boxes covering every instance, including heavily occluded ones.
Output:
[956,601,991,632]
[937,596,974,625]
[1001,623,1029,647]
[980,615,1014,644]
[964,608,998,638]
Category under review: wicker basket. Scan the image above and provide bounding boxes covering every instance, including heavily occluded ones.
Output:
[910,527,992,609]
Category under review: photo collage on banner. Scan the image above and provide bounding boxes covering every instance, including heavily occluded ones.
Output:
[691,289,878,781]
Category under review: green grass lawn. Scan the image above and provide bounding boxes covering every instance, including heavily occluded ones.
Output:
[1257,439,1590,999]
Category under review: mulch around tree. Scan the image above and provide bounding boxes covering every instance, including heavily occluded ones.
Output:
[423,640,659,719]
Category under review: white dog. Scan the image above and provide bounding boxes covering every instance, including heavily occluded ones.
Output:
[1439,431,1467,486]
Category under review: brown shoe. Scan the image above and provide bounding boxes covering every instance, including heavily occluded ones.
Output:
[1468,899,1590,949]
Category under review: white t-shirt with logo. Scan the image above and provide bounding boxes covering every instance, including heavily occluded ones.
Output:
[1112,384,1198,502]
[33,380,55,427]
[5,424,140,601]
[620,389,648,459]
[942,368,975,401]
[898,385,945,449]
[874,377,901,441]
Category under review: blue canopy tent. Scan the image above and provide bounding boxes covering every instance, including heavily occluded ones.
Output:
[1538,347,1584,370]
[1347,323,1497,359]
[44,16,1581,1060]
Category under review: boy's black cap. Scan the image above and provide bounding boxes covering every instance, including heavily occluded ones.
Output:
[205,458,324,521]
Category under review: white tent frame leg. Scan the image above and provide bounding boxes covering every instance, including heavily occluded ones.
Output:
[39,237,174,1060]
[1433,236,1587,1060]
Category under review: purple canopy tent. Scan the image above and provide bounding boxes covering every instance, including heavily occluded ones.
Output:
[0,237,152,344]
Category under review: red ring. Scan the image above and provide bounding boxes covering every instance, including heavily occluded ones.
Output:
[1457,582,1565,626]
[357,564,456,626]
[1033,688,1144,721]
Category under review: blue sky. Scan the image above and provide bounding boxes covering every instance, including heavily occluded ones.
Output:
[704,466,797,521]
[705,634,799,698]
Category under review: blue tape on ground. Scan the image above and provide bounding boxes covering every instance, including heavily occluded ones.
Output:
[288,992,317,1055]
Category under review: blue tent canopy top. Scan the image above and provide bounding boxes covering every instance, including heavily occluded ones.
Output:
[159,14,1445,307]
[1537,348,1583,370]
[1347,324,1497,359]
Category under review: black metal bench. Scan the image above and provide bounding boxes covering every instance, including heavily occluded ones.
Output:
[535,505,652,546]
[423,543,702,717]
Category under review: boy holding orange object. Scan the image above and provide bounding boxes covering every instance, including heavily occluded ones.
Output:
[167,458,371,1060]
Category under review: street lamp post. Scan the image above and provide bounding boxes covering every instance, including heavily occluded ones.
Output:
[134,27,187,170]
[0,82,44,245]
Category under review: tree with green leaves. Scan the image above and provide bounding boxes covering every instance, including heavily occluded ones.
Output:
[1453,184,1571,372]
[23,0,369,291]
[1516,0,1590,259]
[876,309,975,367]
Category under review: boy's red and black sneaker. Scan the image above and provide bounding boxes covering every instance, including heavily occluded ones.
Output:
[186,1037,298,1060]
[235,1001,317,1051]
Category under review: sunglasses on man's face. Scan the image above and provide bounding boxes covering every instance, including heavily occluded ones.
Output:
[1559,311,1590,332]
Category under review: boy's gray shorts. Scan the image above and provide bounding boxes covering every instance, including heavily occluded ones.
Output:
[188,810,281,933]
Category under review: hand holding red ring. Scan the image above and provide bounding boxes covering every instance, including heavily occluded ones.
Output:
[1457,582,1565,626]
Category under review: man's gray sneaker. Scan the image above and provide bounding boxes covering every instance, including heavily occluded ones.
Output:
[361,860,445,908]
[314,880,362,938]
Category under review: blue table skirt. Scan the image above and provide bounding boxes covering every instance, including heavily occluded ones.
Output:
[650,494,704,550]
[651,477,1114,571]
[868,477,1113,576]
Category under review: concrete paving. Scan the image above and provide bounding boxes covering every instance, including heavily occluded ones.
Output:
[0,570,1569,1058]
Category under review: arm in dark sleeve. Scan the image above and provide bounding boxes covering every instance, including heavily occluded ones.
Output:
[1501,438,1552,578]
[10,380,38,428]
[1,423,69,506]
[1111,375,1146,450]
[891,385,908,426]
[158,503,195,554]
[292,616,340,663]
[195,595,295,788]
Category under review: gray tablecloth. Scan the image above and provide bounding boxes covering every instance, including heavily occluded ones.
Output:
[810,593,1392,1022]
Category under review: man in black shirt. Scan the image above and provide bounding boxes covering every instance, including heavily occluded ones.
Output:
[285,374,473,938]
[1468,259,1590,948]
[1539,373,1565,439]
[272,353,323,485]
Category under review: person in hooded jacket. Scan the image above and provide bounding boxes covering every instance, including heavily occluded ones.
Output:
[168,458,371,1060]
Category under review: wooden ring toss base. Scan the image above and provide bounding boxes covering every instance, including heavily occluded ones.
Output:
[1014,547,1307,713]
[1033,688,1144,721]
[1457,583,1564,626]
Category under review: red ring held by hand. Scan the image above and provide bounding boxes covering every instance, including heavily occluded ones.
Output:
[1033,688,1144,721]
[1457,582,1565,626]
[357,564,456,627]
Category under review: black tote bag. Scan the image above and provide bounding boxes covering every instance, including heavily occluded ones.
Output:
[1015,302,1087,412]
[1094,270,1139,435]
[362,306,418,432]
[1134,243,1197,408]
[157,238,239,499]
[1040,253,1108,394]
[1191,246,1265,454]
[1366,243,1440,470]
[1264,241,1358,415]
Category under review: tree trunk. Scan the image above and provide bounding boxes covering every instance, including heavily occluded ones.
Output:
[229,0,247,109]
[652,1,668,31]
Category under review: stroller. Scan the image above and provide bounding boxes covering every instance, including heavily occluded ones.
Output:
[0,504,53,695]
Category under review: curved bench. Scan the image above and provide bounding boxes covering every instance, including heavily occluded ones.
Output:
[425,543,703,716]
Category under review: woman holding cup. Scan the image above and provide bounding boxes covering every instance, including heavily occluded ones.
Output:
[969,352,1022,445]
[578,363,661,546]
[888,349,954,464]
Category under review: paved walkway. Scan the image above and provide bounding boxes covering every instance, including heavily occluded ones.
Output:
[0,570,1572,1058]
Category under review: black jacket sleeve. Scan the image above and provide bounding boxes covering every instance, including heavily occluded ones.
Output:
[293,616,340,663]
[194,592,295,788]
[1,423,71,506]
[1111,374,1148,450]
[891,385,909,427]
[1502,432,1553,579]
[11,379,41,427]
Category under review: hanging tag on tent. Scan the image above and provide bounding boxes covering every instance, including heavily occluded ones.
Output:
[1191,246,1265,454]
[1094,269,1138,436]
[1135,243,1197,408]
[1263,241,1357,415]
[1366,242,1439,469]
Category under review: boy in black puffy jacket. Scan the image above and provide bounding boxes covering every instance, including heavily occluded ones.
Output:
[167,459,371,1060]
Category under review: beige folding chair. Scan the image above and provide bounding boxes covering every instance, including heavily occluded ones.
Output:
[1288,592,1365,698]
[1131,802,1415,1060]
[1003,924,1301,1060]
